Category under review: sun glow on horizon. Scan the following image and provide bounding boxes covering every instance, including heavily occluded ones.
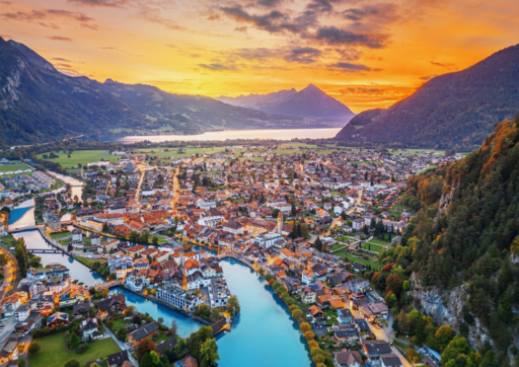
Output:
[1,0,518,112]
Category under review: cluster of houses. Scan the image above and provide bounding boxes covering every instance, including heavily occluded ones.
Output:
[0,263,122,366]
[107,244,231,313]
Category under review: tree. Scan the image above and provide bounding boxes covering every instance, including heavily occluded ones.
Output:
[313,237,323,252]
[194,304,212,322]
[300,322,312,334]
[66,331,81,352]
[441,336,478,367]
[227,295,240,317]
[140,350,164,367]
[14,238,29,277]
[432,324,455,351]
[385,273,404,297]
[135,338,157,361]
[64,360,80,367]
[199,338,218,367]
[28,342,40,356]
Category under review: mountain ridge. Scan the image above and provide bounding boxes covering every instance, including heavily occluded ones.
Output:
[219,84,354,126]
[0,37,330,145]
[335,43,519,150]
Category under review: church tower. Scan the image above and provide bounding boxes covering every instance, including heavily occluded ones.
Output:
[276,210,283,234]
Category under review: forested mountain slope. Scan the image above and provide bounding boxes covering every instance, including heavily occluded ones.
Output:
[397,116,519,363]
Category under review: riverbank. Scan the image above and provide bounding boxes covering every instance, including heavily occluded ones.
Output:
[7,199,35,231]
[12,228,313,366]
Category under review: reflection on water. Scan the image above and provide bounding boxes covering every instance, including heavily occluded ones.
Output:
[11,231,311,366]
[218,260,311,367]
[121,128,341,143]
[111,287,202,338]
[12,230,102,286]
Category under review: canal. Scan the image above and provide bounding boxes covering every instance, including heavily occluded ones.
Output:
[12,230,311,366]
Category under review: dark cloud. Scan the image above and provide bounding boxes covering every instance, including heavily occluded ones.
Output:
[52,57,72,62]
[258,0,283,7]
[220,5,306,34]
[67,0,128,7]
[314,26,386,48]
[334,47,361,61]
[198,63,237,71]
[338,84,414,105]
[285,47,321,63]
[331,61,372,71]
[0,8,97,29]
[231,46,321,64]
[430,60,454,68]
[221,2,388,50]
[232,47,279,60]
[306,0,333,14]
[48,35,73,42]
[343,3,398,23]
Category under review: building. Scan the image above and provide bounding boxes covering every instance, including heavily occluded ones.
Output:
[255,232,284,249]
[128,322,159,347]
[107,351,130,367]
[334,349,362,367]
[157,284,200,311]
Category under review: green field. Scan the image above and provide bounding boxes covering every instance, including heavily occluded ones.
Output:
[136,146,230,160]
[273,142,342,156]
[389,148,445,157]
[29,332,120,367]
[361,240,388,254]
[0,161,32,173]
[38,150,120,169]
[331,243,380,270]
[50,231,71,241]
[75,255,107,268]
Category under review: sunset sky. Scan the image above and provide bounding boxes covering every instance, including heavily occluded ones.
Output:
[1,0,518,112]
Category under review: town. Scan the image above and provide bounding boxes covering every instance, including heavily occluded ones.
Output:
[0,142,457,367]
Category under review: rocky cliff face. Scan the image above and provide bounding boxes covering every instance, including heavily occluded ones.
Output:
[411,276,493,349]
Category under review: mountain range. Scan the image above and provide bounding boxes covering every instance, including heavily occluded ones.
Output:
[0,37,352,145]
[219,84,354,126]
[336,44,519,151]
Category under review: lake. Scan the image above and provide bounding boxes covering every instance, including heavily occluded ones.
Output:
[121,128,341,143]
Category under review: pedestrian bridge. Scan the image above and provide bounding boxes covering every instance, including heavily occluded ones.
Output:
[28,248,63,254]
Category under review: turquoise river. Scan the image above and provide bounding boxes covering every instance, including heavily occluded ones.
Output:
[12,230,311,367]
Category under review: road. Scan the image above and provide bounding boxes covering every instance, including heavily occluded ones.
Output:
[170,166,180,215]
[348,303,411,367]
[0,246,18,302]
[0,317,17,347]
[104,325,139,366]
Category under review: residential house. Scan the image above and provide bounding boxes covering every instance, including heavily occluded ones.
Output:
[107,351,130,367]
[128,322,159,347]
[334,349,362,367]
